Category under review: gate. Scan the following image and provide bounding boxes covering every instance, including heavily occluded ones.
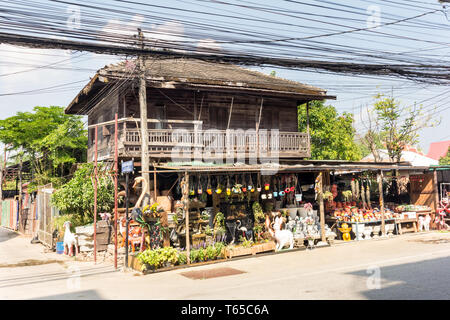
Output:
[37,184,59,247]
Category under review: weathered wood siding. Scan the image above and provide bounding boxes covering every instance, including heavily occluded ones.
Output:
[87,86,303,160]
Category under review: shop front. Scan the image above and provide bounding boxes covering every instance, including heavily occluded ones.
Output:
[122,161,439,273]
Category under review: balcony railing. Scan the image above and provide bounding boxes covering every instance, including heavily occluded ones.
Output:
[88,118,311,161]
[120,129,310,159]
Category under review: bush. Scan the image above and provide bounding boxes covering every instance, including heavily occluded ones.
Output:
[51,163,114,220]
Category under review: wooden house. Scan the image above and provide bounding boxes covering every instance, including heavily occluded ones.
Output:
[65,57,335,165]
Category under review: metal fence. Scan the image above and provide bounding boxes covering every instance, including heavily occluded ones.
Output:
[37,184,59,248]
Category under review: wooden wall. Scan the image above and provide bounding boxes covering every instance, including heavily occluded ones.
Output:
[86,85,302,159]
[121,88,299,131]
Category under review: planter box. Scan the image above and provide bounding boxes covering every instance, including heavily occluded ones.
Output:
[224,241,276,258]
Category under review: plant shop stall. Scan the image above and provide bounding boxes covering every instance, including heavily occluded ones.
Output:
[119,160,424,272]
[323,165,436,241]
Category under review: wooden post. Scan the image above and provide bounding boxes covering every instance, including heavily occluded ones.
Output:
[378,170,385,236]
[183,172,190,264]
[18,156,22,232]
[432,169,440,230]
[138,29,150,208]
[94,125,98,263]
[306,101,310,136]
[318,172,326,242]
[114,114,118,269]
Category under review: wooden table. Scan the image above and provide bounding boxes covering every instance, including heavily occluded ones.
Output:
[395,218,418,234]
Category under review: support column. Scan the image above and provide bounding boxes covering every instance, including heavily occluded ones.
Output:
[114,114,118,269]
[138,29,150,208]
[318,172,326,242]
[181,172,190,264]
[378,170,386,236]
[93,126,98,263]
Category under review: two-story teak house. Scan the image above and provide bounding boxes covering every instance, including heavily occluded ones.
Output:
[65,57,335,165]
[65,56,341,249]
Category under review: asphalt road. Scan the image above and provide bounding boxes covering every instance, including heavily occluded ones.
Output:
[1,227,450,300]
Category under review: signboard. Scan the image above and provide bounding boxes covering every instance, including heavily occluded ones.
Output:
[121,160,134,174]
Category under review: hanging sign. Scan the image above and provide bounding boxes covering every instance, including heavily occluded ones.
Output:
[121,160,134,174]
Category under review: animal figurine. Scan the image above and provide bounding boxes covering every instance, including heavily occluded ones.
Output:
[271,215,294,251]
[63,221,79,256]
[418,216,425,231]
[236,219,253,241]
[119,217,144,252]
[100,212,111,221]
[424,214,431,231]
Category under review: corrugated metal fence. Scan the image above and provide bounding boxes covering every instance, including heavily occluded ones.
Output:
[0,198,18,230]
[1,184,59,246]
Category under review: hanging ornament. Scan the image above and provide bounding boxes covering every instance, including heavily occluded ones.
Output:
[248,174,254,192]
[215,176,222,194]
[189,176,195,196]
[206,175,212,195]
[197,175,203,194]
[273,177,278,197]
[242,175,247,193]
[226,176,232,196]
[257,173,262,192]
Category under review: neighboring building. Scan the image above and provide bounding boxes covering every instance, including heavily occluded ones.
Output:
[362,148,439,166]
[427,140,450,161]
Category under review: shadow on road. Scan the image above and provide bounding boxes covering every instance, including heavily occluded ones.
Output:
[346,256,450,300]
[0,266,119,289]
[0,227,18,243]
[32,289,104,300]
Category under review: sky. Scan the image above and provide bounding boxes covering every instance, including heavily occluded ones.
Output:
[0,0,449,155]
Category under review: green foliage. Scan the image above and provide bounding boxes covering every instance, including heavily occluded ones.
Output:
[439,147,450,165]
[138,247,180,270]
[362,93,436,163]
[0,106,87,188]
[50,163,114,219]
[52,214,92,233]
[252,202,264,222]
[298,101,362,161]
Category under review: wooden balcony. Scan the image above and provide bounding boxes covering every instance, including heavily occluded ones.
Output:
[88,118,310,161]
[119,129,310,159]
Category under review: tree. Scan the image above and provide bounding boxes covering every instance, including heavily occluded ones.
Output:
[298,100,362,161]
[439,147,450,165]
[51,163,114,220]
[359,94,436,163]
[0,106,87,188]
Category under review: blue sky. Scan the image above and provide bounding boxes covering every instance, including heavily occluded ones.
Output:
[0,0,449,154]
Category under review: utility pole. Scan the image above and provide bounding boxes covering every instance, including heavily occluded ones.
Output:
[138,28,150,207]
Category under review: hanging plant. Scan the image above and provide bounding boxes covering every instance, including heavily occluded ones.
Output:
[342,190,353,202]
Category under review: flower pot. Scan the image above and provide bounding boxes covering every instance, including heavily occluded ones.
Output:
[288,208,298,220]
[295,194,302,202]
[298,207,307,218]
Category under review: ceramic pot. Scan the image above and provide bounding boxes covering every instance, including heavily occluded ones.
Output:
[288,208,298,220]
[372,225,381,238]
[363,226,372,240]
[352,223,365,241]
[298,207,307,218]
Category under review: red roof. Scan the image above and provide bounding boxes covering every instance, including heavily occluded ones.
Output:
[427,140,450,160]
